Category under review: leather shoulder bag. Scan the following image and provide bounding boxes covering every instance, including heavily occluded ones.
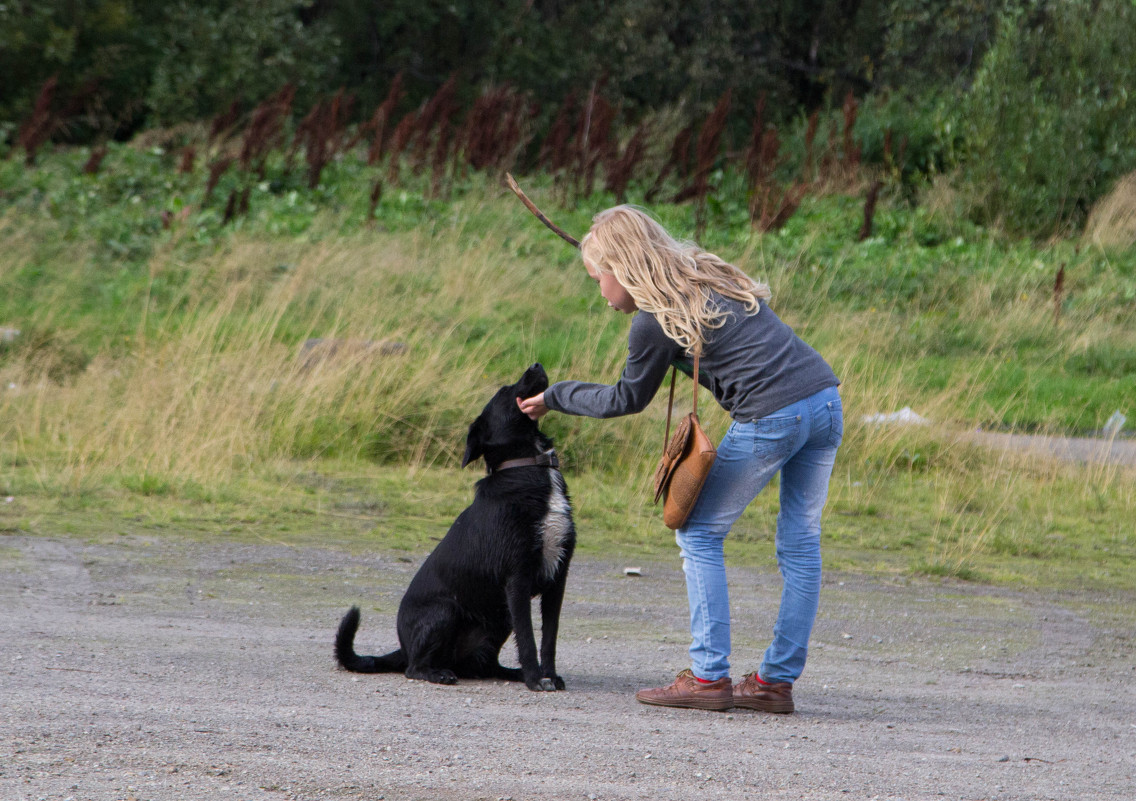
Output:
[652,353,717,530]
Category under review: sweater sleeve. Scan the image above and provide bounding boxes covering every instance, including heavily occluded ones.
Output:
[543,313,679,419]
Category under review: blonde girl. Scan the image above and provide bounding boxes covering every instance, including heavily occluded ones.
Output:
[519,205,843,713]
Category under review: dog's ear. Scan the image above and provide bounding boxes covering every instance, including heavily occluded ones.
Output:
[461,418,485,468]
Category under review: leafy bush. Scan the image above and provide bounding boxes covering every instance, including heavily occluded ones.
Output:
[146,1,338,126]
[852,91,964,185]
[878,0,1011,92]
[957,0,1136,236]
[0,1,167,138]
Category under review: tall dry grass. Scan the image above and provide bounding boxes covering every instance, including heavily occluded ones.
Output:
[1,207,1131,575]
[734,237,1135,567]
[0,219,675,498]
[3,229,534,487]
[1083,170,1136,251]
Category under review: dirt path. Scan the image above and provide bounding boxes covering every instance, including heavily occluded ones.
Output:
[965,430,1136,467]
[2,533,1134,801]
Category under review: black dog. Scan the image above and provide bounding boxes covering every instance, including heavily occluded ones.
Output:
[335,363,576,691]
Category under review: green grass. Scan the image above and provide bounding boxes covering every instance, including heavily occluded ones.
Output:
[3,455,1132,593]
[1,141,1134,593]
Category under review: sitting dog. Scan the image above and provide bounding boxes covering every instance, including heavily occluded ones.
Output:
[335,363,576,691]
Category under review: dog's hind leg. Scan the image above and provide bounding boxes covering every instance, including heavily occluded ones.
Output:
[458,627,524,681]
[453,627,516,681]
[404,642,458,684]
[405,664,458,684]
[401,611,461,684]
[493,665,525,682]
[461,633,525,682]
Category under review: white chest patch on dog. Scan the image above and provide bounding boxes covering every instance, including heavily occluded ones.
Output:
[540,470,572,581]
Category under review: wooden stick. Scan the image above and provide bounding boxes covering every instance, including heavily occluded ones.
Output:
[504,173,580,249]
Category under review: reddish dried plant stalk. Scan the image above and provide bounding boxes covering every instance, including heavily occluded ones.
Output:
[576,91,616,197]
[604,120,650,202]
[743,92,768,186]
[804,110,820,181]
[412,75,457,176]
[689,90,732,236]
[841,90,860,168]
[18,76,60,166]
[367,179,382,222]
[859,180,883,241]
[1054,264,1066,326]
[178,146,196,174]
[645,124,692,203]
[539,91,578,174]
[241,84,295,175]
[463,85,522,172]
[755,182,808,232]
[82,145,107,175]
[366,73,405,166]
[209,101,241,143]
[385,112,417,186]
[204,157,235,203]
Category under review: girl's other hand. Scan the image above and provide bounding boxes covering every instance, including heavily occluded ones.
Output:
[517,393,549,420]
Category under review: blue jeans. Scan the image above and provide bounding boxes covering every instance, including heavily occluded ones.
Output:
[675,386,842,684]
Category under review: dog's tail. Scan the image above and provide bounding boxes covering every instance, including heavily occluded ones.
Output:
[334,606,408,673]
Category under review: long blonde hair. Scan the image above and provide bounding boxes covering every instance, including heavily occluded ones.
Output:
[580,205,771,354]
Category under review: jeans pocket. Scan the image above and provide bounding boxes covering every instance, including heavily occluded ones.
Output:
[753,414,799,461]
[826,398,844,448]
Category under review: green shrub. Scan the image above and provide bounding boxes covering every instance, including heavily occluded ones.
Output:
[146,1,338,126]
[853,91,964,185]
[957,0,1136,236]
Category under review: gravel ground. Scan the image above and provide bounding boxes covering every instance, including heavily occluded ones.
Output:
[2,533,1135,801]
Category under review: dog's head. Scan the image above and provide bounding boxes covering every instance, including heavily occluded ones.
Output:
[462,363,551,470]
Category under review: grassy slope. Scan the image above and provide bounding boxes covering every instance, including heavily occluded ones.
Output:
[0,143,1133,592]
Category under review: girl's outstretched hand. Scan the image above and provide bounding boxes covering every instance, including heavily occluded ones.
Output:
[517,393,549,420]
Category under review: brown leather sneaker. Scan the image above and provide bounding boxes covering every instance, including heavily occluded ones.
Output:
[635,669,733,711]
[733,671,794,713]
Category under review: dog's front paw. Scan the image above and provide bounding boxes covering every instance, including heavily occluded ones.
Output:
[528,676,564,691]
[538,674,566,691]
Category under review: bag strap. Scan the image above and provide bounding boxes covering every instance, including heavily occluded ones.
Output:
[662,367,677,453]
[691,352,700,416]
[661,352,701,456]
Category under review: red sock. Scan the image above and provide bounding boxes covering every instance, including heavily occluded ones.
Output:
[753,673,772,686]
[695,675,717,684]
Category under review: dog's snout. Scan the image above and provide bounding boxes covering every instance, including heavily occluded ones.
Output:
[515,362,549,400]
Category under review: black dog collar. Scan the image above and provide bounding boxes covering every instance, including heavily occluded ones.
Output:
[489,450,559,474]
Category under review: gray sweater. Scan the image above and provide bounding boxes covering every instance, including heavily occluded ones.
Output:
[543,297,839,422]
